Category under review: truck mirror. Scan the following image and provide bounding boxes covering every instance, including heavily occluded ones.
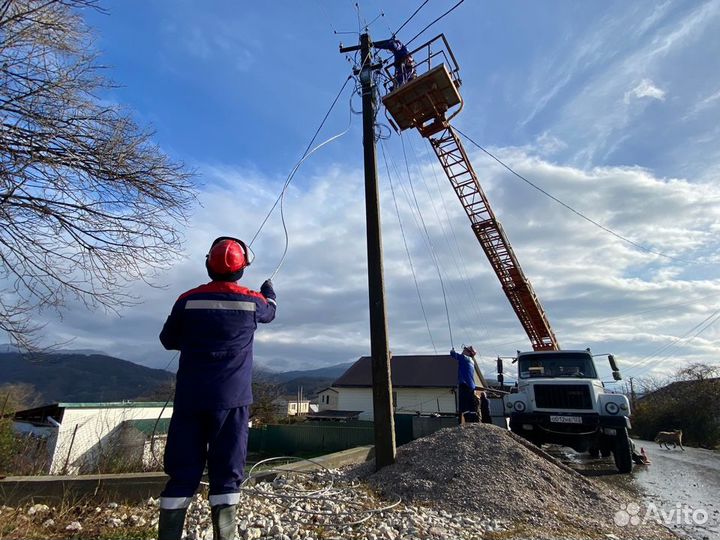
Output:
[612,371,623,381]
[496,357,503,374]
[608,354,619,372]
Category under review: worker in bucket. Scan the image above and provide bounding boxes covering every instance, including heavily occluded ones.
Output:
[157,236,276,540]
[375,37,416,90]
[450,345,479,422]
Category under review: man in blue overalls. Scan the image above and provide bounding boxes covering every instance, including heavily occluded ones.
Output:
[158,236,276,540]
[450,345,479,422]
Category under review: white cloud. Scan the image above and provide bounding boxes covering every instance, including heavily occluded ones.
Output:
[16,143,720,381]
[624,79,666,103]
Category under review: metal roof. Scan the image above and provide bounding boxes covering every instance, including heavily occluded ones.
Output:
[333,354,473,388]
[306,410,363,420]
[58,402,171,409]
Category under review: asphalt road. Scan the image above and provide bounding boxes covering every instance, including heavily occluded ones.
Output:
[548,441,720,540]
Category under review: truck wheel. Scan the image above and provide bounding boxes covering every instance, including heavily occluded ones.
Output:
[613,428,633,473]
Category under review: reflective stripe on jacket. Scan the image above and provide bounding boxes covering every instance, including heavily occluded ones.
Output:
[160,281,276,410]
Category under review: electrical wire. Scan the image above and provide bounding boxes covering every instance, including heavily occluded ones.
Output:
[424,138,494,351]
[404,133,490,347]
[270,104,354,280]
[396,134,481,347]
[398,133,454,348]
[196,456,404,527]
[380,140,437,353]
[249,75,355,279]
[394,0,431,37]
[149,351,180,468]
[406,0,465,47]
[454,127,689,264]
[621,307,720,377]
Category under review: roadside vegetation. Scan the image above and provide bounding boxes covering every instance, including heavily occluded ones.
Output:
[631,363,720,449]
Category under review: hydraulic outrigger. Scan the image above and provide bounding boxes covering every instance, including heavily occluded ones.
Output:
[382,35,559,352]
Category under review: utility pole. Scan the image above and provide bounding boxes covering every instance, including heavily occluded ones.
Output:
[629,377,637,409]
[340,32,396,470]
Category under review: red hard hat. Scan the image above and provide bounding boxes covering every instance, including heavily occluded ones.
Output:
[207,238,248,275]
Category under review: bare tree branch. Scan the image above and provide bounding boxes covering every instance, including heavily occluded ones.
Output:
[0,0,196,348]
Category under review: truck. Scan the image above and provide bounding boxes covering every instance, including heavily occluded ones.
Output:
[498,349,633,473]
[380,34,634,472]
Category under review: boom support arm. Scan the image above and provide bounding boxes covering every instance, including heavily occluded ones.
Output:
[429,126,559,351]
[379,36,559,351]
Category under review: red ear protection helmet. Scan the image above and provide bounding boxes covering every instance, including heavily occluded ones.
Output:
[205,236,252,282]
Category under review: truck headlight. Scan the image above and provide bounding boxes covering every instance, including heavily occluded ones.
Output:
[605,402,620,415]
[514,401,526,412]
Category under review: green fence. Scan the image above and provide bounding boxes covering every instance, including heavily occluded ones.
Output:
[248,414,452,455]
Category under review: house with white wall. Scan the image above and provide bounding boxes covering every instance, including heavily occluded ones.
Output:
[321,354,487,421]
[317,387,339,410]
[272,395,312,417]
[12,402,173,474]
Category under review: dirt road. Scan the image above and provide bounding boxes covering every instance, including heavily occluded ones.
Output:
[549,442,720,540]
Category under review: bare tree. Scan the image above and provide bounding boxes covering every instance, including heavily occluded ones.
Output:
[0,0,196,348]
[674,362,720,381]
[0,382,41,413]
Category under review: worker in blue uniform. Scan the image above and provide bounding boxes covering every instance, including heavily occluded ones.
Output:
[450,345,479,422]
[157,236,276,540]
[375,37,417,90]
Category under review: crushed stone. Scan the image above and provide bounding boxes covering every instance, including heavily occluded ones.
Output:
[340,423,676,539]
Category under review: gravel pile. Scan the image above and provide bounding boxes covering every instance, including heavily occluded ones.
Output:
[340,423,675,539]
[1,424,680,539]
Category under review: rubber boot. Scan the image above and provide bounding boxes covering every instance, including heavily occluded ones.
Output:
[158,508,188,540]
[211,504,237,540]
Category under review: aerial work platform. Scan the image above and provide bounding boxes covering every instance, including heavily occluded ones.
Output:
[381,34,559,351]
[381,34,463,137]
[382,64,461,137]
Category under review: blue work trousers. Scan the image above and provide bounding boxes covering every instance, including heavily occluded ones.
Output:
[160,406,249,508]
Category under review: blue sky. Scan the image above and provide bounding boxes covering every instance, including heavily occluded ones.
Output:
[12,1,720,385]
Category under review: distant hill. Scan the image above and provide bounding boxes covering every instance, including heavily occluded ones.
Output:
[0,351,355,406]
[260,361,353,399]
[267,362,354,382]
[0,352,174,405]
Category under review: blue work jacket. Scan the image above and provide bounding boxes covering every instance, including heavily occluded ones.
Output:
[450,350,476,389]
[160,281,276,411]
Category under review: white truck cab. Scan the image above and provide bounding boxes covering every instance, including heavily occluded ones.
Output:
[499,349,633,473]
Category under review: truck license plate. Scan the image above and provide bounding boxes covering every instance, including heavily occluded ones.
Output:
[550,415,582,424]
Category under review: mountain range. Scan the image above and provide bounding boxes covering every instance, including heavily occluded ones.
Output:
[0,347,352,406]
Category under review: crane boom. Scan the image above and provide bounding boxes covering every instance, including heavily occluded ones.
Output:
[381,35,559,351]
[428,126,558,351]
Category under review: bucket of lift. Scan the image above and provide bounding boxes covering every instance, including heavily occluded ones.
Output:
[381,34,463,138]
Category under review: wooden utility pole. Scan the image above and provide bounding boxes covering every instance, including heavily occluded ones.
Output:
[340,32,396,470]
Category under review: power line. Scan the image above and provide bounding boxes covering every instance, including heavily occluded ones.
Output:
[403,133,487,347]
[250,75,353,249]
[454,127,689,264]
[399,134,454,348]
[380,140,437,353]
[394,0,431,37]
[621,307,720,376]
[406,0,465,47]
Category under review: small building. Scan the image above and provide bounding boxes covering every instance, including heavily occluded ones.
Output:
[317,387,339,410]
[12,402,173,475]
[322,354,487,421]
[272,395,311,417]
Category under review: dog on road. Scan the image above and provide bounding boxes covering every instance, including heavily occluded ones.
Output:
[654,429,684,450]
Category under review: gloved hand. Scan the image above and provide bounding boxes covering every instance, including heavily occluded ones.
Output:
[261,279,276,301]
